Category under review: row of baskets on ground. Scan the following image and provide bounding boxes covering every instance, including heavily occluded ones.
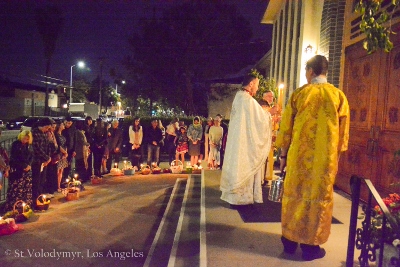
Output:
[111,159,202,176]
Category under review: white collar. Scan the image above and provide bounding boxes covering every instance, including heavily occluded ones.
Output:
[311,75,327,84]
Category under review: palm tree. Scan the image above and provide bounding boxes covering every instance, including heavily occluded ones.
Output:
[35,6,64,115]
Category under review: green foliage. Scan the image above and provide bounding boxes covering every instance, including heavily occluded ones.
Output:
[355,0,399,54]
[249,69,276,102]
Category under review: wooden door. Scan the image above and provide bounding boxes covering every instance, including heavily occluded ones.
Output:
[337,25,400,199]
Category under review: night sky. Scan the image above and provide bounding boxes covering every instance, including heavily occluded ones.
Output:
[0,0,272,88]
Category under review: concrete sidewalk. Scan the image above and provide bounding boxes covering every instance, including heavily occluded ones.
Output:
[203,169,359,267]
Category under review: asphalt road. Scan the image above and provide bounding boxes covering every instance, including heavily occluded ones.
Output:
[0,173,187,267]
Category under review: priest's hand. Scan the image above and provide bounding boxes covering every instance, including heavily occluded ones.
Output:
[269,106,278,116]
[279,155,287,173]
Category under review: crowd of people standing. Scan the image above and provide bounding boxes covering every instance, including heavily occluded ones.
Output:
[0,114,229,213]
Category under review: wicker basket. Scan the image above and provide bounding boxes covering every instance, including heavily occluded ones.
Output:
[141,165,151,175]
[91,176,103,184]
[12,200,32,222]
[123,169,136,175]
[170,160,183,174]
[65,182,79,201]
[163,168,172,173]
[35,194,50,211]
[152,168,161,174]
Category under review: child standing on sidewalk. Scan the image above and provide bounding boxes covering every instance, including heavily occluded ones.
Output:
[175,126,188,164]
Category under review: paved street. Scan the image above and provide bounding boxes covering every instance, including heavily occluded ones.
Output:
[0,172,187,267]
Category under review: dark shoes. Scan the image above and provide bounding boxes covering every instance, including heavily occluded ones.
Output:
[281,236,326,260]
[281,236,297,254]
[302,248,326,261]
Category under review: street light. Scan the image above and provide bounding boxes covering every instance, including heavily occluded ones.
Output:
[115,80,125,95]
[70,61,85,103]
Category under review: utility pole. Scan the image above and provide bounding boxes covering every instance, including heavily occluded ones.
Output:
[98,57,104,115]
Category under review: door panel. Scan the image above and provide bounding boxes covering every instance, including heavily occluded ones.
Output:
[337,26,400,199]
[375,42,400,194]
[336,43,382,197]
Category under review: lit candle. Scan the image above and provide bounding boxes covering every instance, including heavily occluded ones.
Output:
[140,164,143,169]
[66,178,69,183]
[114,163,118,168]
[74,174,78,180]
[22,203,26,213]
[43,195,46,202]
[124,160,127,169]
[277,84,284,109]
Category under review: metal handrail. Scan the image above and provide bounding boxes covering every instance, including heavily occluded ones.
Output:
[346,175,400,267]
[0,136,17,202]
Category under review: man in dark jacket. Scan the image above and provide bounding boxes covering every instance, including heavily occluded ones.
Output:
[62,116,77,179]
[31,118,52,208]
[145,119,163,166]
[106,119,123,171]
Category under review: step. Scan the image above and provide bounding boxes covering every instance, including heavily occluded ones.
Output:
[143,178,187,267]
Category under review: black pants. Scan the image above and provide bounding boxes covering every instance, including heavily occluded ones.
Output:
[45,163,58,194]
[75,158,89,182]
[106,150,121,171]
[31,162,47,207]
[93,146,105,176]
[130,146,143,169]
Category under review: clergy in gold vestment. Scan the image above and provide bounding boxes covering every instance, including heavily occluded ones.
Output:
[220,75,272,206]
[276,55,350,261]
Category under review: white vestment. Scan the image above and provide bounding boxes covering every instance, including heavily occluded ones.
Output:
[220,90,272,205]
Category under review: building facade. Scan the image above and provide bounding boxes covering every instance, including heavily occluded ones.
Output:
[263,0,400,197]
[262,0,345,102]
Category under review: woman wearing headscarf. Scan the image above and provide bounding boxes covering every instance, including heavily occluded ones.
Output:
[4,130,33,211]
[187,116,203,166]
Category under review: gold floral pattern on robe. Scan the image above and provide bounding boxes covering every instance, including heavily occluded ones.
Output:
[276,82,350,245]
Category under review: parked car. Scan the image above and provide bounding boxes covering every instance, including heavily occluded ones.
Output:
[6,116,28,130]
[20,116,64,132]
[107,115,116,122]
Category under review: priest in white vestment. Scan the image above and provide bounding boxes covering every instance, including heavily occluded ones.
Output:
[220,75,273,205]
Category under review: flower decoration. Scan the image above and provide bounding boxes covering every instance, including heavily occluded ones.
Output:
[371,193,400,244]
